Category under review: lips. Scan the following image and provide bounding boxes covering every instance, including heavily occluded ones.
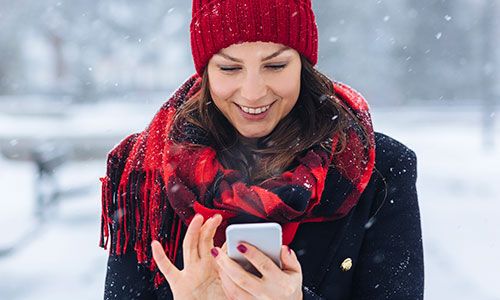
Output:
[236,100,276,115]
[234,100,277,121]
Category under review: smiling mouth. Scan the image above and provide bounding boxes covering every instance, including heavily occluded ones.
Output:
[236,100,277,115]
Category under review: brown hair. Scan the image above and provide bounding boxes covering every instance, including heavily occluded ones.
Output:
[172,55,364,184]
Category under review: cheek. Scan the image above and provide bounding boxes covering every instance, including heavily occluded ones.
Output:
[272,73,301,109]
[209,74,237,103]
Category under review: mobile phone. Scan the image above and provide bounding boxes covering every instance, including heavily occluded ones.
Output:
[225,222,282,277]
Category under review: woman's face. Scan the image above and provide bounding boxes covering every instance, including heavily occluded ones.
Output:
[207,41,302,139]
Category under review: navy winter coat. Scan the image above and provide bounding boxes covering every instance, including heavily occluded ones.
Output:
[104,132,425,299]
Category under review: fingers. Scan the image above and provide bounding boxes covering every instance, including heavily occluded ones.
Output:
[280,245,302,273]
[198,214,222,259]
[182,214,204,266]
[151,240,180,285]
[211,246,261,296]
[219,266,255,300]
[234,242,282,278]
[214,241,228,273]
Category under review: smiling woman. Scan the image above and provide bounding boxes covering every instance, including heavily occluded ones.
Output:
[172,41,355,182]
[207,43,302,139]
[100,0,424,299]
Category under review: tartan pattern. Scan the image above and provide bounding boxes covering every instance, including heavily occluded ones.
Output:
[99,73,375,287]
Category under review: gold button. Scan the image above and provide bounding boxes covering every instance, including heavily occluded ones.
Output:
[340,258,352,271]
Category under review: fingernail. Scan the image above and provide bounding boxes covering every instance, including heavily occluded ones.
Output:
[211,247,219,257]
[287,246,292,255]
[237,244,247,253]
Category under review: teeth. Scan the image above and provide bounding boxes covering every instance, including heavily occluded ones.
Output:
[239,104,271,115]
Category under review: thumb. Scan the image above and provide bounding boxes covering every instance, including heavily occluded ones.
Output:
[280,245,301,273]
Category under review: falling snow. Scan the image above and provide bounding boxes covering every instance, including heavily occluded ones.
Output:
[329,36,338,43]
[0,1,498,299]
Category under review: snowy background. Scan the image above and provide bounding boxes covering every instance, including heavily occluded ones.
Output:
[1,0,499,299]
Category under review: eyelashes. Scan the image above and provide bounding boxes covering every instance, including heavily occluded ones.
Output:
[219,64,287,72]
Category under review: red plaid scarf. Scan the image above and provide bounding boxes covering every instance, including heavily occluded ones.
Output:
[99,73,375,286]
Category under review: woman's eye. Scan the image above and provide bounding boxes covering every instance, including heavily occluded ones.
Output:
[220,67,241,72]
[267,64,287,70]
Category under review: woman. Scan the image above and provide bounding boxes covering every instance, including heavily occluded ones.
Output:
[101,0,424,299]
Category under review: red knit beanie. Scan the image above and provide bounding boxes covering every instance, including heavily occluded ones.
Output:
[190,0,318,76]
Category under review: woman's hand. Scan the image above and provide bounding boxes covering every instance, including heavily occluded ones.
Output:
[211,242,303,300]
[151,214,227,300]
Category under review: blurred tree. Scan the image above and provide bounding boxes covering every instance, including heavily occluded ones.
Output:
[480,0,497,150]
[315,1,416,105]
[400,0,471,102]
[0,0,192,101]
[0,0,23,94]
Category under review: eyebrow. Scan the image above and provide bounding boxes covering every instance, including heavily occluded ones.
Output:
[215,46,291,63]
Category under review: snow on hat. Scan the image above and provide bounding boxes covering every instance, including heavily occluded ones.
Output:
[190,0,318,76]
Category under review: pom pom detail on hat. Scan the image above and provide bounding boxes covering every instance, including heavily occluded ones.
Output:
[190,0,318,76]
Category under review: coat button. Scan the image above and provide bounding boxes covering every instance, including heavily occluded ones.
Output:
[340,258,352,271]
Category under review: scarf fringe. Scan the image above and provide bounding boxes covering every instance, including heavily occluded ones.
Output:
[99,75,201,289]
[100,141,184,288]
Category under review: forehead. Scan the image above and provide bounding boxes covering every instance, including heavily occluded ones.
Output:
[222,41,288,51]
[214,42,294,62]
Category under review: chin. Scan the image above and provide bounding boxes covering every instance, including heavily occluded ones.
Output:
[238,127,273,139]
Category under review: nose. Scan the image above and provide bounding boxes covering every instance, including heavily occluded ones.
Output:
[240,72,267,103]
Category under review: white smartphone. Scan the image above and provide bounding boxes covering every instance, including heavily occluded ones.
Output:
[225,222,282,277]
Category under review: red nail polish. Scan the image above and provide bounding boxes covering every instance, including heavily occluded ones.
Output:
[237,244,247,253]
[288,246,292,255]
[211,247,219,257]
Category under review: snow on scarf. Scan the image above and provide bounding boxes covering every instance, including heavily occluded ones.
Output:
[99,73,375,287]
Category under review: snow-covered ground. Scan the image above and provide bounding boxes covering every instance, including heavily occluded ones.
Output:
[0,102,498,300]
[372,105,500,300]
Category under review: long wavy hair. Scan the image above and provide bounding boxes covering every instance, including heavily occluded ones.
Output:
[172,55,366,184]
